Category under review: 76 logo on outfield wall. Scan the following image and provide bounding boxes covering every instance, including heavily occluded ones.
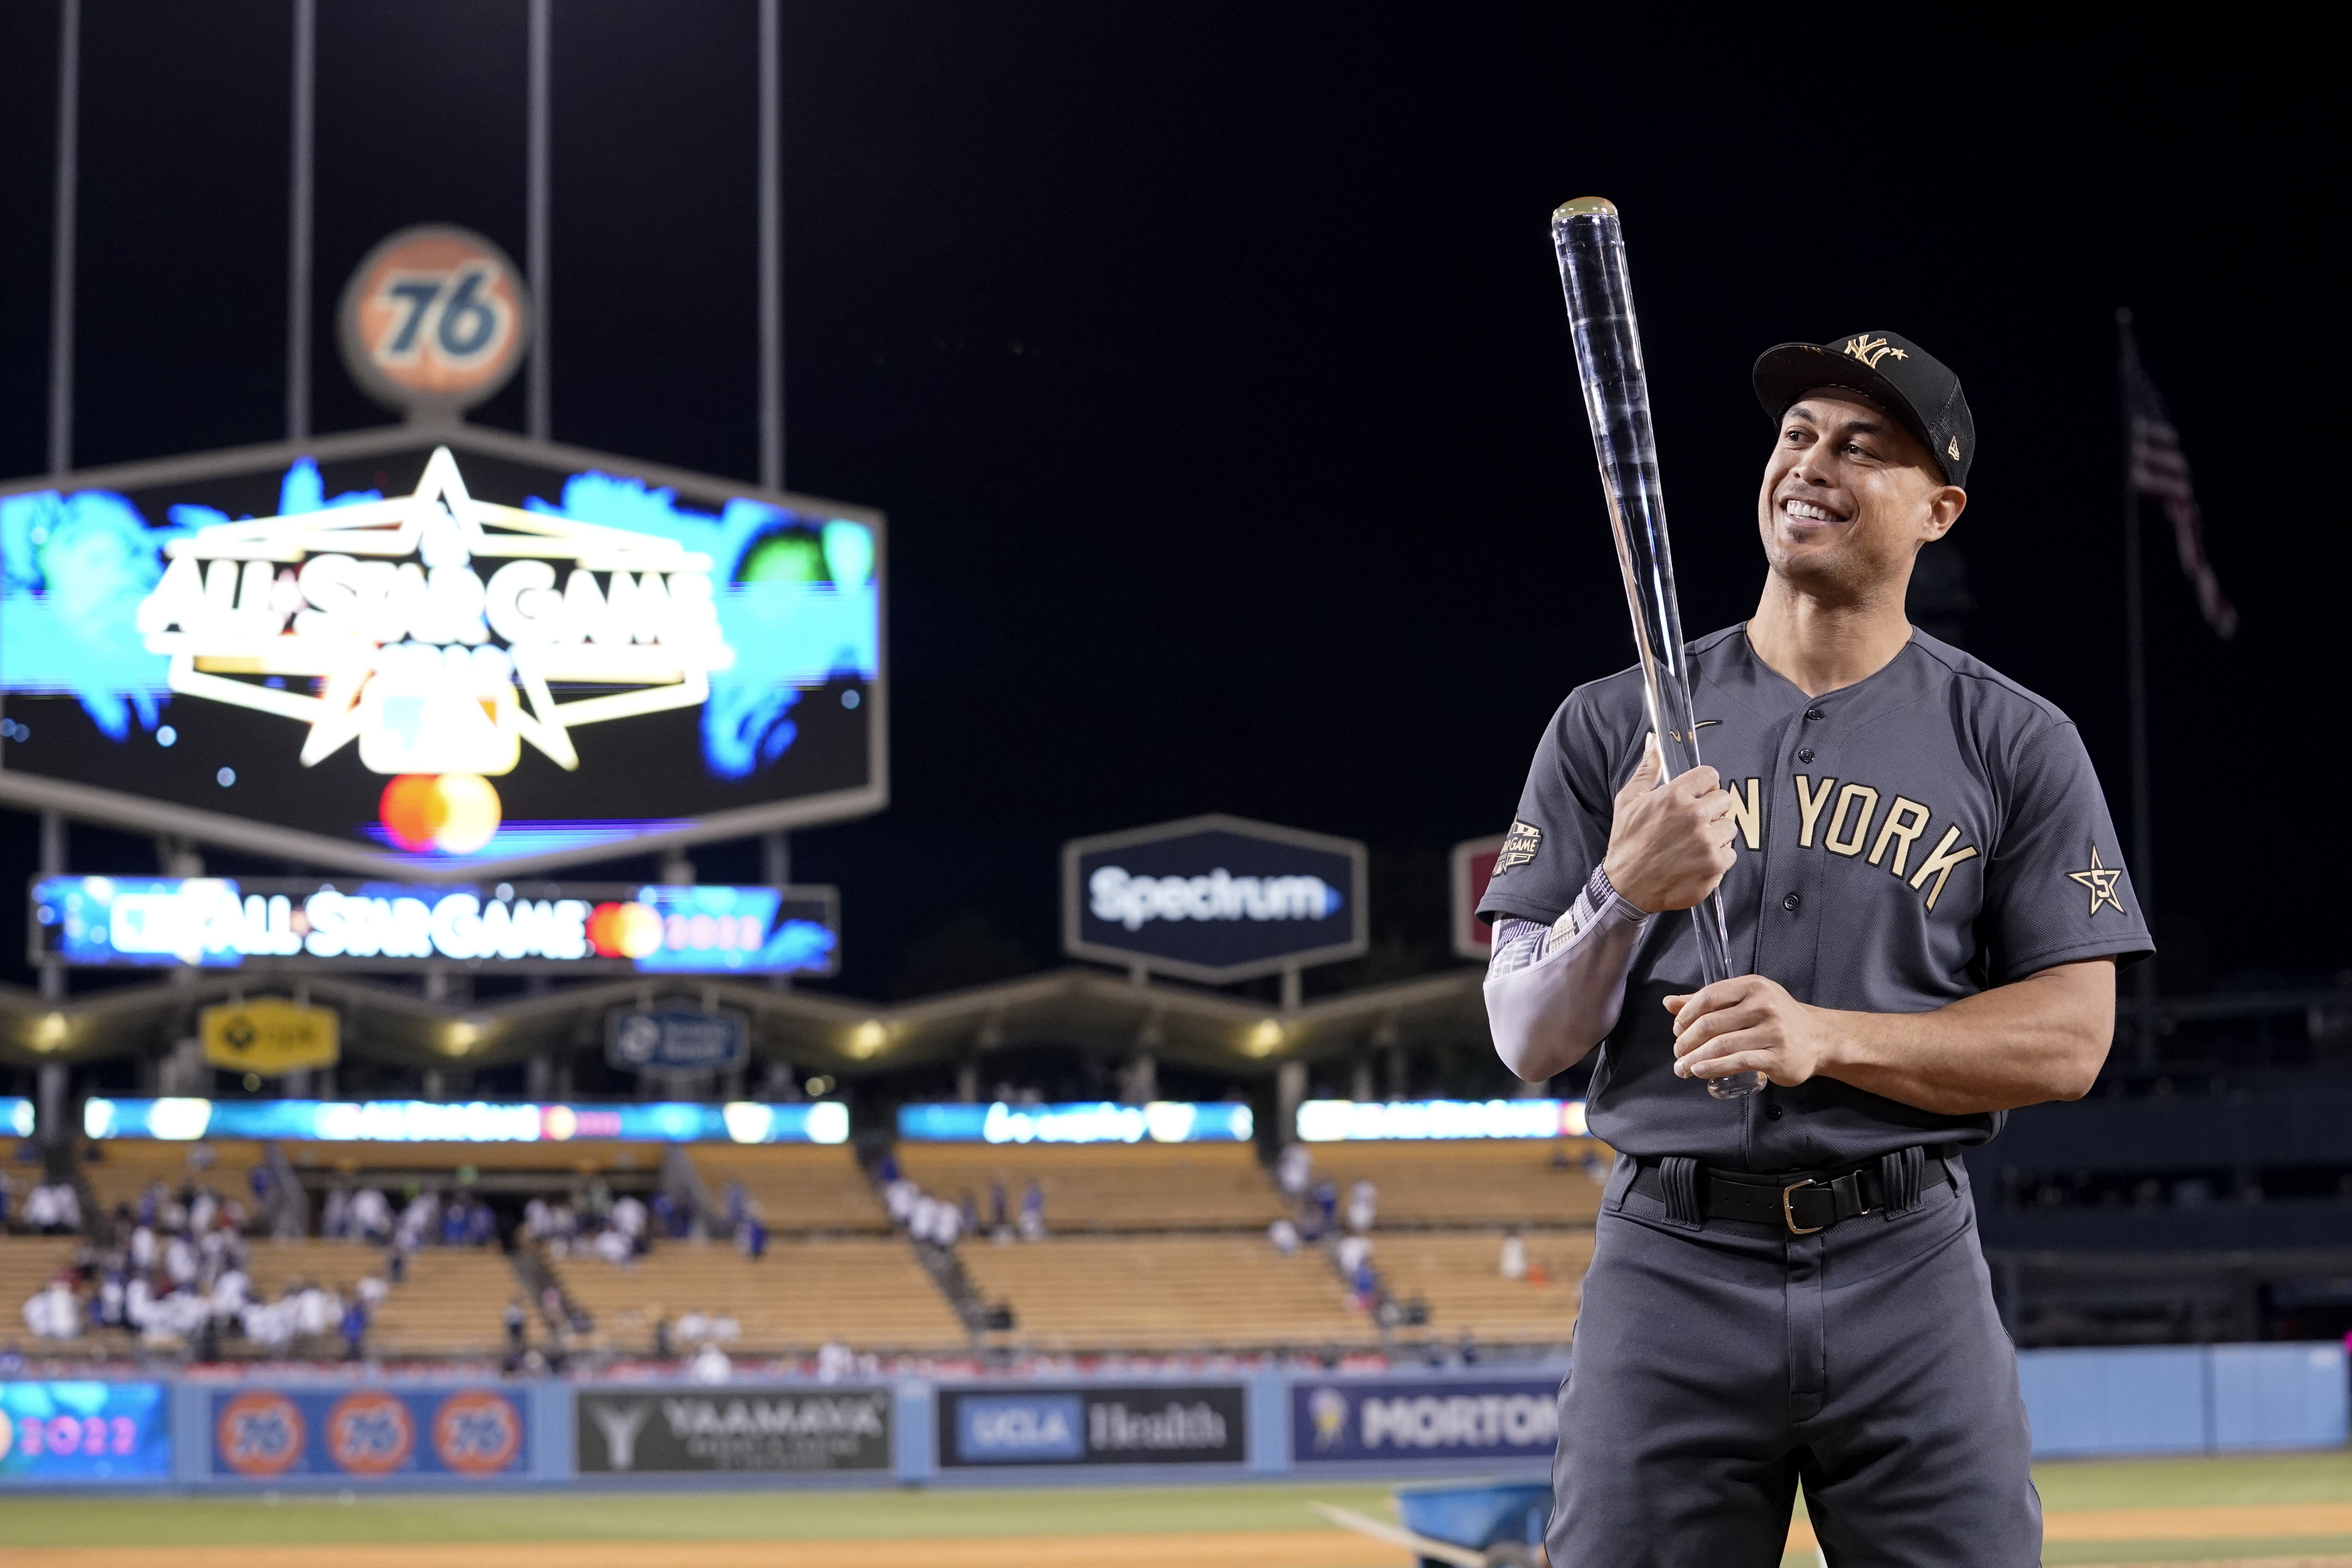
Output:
[217,1391,305,1477]
[434,1390,523,1474]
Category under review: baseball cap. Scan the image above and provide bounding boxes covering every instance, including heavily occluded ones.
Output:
[1752,330,1974,487]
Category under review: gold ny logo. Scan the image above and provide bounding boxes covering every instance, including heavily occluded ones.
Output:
[1844,335,1908,368]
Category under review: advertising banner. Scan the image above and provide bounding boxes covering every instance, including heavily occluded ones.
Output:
[898,1101,1253,1145]
[34,876,837,977]
[938,1384,1247,1469]
[576,1387,891,1474]
[606,1008,748,1074]
[209,1386,528,1481]
[0,1381,172,1484]
[1295,1099,1588,1142]
[84,1096,846,1146]
[1451,833,1506,960]
[1291,1376,1561,1465]
[0,430,884,877]
[202,997,340,1075]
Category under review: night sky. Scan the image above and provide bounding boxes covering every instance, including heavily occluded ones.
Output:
[0,6,2336,1008]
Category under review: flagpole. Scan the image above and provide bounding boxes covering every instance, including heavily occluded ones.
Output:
[2116,307,2157,1065]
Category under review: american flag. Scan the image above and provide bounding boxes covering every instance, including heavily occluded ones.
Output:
[2127,365,2238,639]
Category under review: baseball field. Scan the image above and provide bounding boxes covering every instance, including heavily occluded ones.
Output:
[7,1452,2352,1567]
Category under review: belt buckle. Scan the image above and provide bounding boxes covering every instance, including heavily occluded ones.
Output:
[1781,1179,1825,1236]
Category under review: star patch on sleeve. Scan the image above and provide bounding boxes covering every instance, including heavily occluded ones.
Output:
[2066,845,2126,917]
[1494,820,1542,874]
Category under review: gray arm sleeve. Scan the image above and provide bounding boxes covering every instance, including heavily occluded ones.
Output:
[1484,865,1653,1079]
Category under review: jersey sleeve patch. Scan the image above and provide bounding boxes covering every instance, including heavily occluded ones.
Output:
[1493,819,1542,875]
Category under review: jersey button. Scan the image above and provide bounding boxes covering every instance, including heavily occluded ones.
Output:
[1797,747,1816,764]
[1767,1104,1785,1120]
[1804,707,1824,721]
[1783,892,1802,911]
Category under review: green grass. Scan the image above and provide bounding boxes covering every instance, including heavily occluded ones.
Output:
[11,1455,2352,1565]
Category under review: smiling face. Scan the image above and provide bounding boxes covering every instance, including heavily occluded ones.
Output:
[1756,391,1966,604]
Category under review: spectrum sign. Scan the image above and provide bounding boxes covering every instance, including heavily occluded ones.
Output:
[84,1097,848,1144]
[898,1101,1255,1144]
[31,875,836,975]
[1294,1099,1589,1142]
[0,427,885,876]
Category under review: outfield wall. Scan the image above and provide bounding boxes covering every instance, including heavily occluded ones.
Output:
[2,1345,2344,1491]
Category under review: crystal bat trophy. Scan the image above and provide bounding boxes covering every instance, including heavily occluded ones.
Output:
[1551,196,1762,1100]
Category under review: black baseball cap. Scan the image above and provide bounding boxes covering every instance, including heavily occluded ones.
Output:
[1752,330,1974,487]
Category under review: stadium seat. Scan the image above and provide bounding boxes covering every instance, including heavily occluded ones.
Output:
[1304,1137,1612,1227]
[285,1140,667,1178]
[894,1141,1285,1231]
[362,1247,530,1357]
[958,1235,1381,1353]
[78,1139,268,1227]
[1375,1228,1591,1346]
[685,1143,891,1234]
[548,1237,968,1355]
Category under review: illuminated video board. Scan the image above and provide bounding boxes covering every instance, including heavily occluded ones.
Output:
[83,1097,846,1145]
[0,427,884,875]
[31,875,837,976]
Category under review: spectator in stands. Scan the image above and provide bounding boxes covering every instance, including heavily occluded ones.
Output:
[21,1276,80,1339]
[1019,1179,1045,1241]
[1346,1179,1378,1234]
[934,1197,964,1249]
[1311,1179,1339,1233]
[320,1185,351,1240]
[884,1175,919,1225]
[688,1341,731,1384]
[723,1177,748,1227]
[1268,1217,1301,1256]
[592,1225,633,1266]
[26,1179,81,1234]
[611,1194,648,1252]
[97,1268,125,1328]
[1500,1229,1528,1282]
[357,1274,388,1314]
[816,1339,856,1383]
[341,1294,366,1362]
[876,1150,901,1185]
[189,1187,219,1236]
[524,1197,553,1242]
[737,1205,768,1261]
[504,1298,528,1351]
[386,1245,407,1285]
[988,1179,1009,1234]
[129,1220,157,1272]
[0,1170,14,1230]
[959,1190,981,1238]
[1350,1259,1378,1312]
[350,1186,391,1243]
[465,1201,495,1248]
[1337,1233,1373,1281]
[440,1196,472,1248]
[163,1231,198,1289]
[1278,1142,1312,1201]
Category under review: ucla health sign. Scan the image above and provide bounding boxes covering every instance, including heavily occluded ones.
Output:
[1062,814,1367,983]
[0,426,884,876]
[939,1384,1247,1469]
[33,876,835,976]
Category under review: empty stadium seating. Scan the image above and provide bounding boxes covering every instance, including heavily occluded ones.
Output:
[362,1247,528,1358]
[244,1237,382,1301]
[960,1235,1381,1353]
[284,1140,665,1179]
[1374,1228,1591,1345]
[1303,1137,1612,1227]
[686,1143,890,1234]
[894,1140,1284,1232]
[549,1238,967,1355]
[79,1139,267,1225]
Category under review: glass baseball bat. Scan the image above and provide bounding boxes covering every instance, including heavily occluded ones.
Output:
[1550,196,1762,1101]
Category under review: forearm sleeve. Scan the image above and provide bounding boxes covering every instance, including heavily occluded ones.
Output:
[1485,865,1653,1080]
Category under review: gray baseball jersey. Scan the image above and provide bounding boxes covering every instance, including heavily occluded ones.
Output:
[1479,625,2152,1169]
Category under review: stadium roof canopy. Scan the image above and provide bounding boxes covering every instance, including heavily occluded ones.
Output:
[0,964,1488,1081]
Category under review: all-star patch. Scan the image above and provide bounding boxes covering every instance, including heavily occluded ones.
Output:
[1494,819,1542,874]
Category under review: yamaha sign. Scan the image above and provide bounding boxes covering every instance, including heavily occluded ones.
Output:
[1061,814,1367,984]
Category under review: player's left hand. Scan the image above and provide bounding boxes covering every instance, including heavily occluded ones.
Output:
[1664,974,1843,1086]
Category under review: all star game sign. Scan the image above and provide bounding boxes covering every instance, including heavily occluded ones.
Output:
[0,227,885,876]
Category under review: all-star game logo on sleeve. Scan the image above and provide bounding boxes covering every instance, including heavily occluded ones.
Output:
[1494,820,1542,875]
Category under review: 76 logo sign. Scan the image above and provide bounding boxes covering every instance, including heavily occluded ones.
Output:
[340,224,532,414]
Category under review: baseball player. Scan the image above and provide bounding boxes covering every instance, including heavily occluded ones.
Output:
[1480,330,2152,1567]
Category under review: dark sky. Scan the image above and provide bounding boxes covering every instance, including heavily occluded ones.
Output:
[0,5,2337,1002]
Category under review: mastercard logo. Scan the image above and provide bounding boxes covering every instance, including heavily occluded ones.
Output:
[380,773,502,855]
[585,900,664,959]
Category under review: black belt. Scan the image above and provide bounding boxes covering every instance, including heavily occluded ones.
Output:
[1631,1144,1960,1235]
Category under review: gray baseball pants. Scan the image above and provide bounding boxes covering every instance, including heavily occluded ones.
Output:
[1549,1154,2039,1567]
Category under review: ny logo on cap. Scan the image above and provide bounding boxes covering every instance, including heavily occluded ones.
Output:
[1843,335,1908,369]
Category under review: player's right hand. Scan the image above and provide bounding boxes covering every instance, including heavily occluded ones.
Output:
[1599,734,1738,913]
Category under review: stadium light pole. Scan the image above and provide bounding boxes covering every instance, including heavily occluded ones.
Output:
[47,0,81,476]
[527,0,552,441]
[758,0,783,491]
[286,0,316,442]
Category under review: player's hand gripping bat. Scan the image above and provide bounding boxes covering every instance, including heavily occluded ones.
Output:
[1551,196,1763,1100]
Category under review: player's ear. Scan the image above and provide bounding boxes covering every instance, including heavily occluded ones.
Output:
[1921,483,1965,542]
